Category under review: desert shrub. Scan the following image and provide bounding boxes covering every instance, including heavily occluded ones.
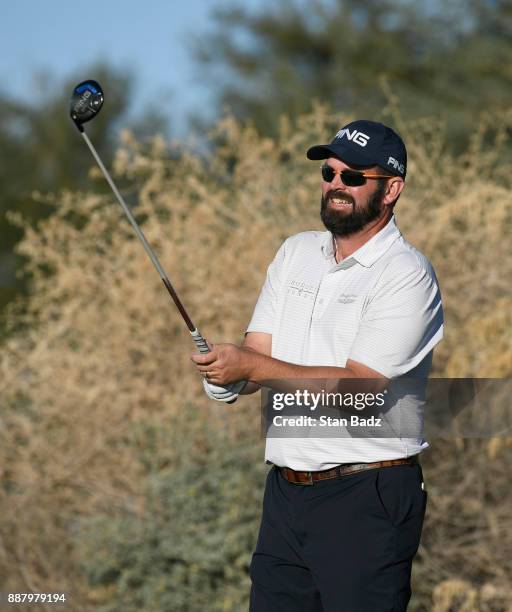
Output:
[77,416,266,611]
[1,107,511,610]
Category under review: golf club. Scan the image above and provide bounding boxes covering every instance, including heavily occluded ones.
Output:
[69,79,210,355]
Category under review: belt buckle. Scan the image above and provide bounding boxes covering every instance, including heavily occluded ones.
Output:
[282,468,314,485]
[298,471,314,486]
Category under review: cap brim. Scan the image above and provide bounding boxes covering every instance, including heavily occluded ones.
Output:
[306,143,378,167]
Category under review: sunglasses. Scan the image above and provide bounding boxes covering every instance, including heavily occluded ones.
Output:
[321,164,394,187]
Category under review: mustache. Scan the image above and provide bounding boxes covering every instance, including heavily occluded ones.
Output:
[325,189,355,205]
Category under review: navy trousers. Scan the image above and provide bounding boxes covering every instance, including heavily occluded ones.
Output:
[249,463,427,612]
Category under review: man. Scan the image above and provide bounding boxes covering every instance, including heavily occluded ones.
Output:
[191,120,444,611]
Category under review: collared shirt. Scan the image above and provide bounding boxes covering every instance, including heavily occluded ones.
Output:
[247,216,444,469]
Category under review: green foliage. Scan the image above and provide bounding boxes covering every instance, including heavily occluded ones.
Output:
[193,0,512,143]
[78,418,266,611]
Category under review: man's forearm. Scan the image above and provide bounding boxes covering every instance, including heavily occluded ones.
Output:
[242,350,386,394]
[240,355,362,395]
[247,351,349,382]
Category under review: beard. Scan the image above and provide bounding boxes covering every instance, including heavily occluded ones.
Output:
[320,181,387,237]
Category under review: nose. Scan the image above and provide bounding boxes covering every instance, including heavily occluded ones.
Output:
[330,171,344,187]
[329,171,350,191]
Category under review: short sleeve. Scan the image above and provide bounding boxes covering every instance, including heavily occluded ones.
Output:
[348,255,444,378]
[246,240,288,335]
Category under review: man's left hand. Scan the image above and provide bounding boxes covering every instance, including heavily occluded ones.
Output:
[191,342,254,385]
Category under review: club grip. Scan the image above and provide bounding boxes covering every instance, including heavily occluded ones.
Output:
[190,328,210,353]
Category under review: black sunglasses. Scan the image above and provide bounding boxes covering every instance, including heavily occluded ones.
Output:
[321,164,394,187]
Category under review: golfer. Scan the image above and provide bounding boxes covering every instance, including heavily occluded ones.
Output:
[192,120,444,611]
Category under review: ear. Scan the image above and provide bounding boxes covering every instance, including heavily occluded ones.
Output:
[383,177,405,207]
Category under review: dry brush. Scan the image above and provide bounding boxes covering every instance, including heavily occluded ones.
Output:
[1,107,511,610]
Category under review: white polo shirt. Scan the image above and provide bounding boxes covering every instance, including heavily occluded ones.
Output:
[247,216,444,469]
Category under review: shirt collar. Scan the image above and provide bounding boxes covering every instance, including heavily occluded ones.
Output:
[321,215,401,268]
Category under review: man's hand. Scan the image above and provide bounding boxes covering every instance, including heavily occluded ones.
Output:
[191,342,254,385]
[191,342,255,402]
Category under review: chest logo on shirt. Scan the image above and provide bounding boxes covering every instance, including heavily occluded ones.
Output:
[337,293,358,304]
[287,280,317,299]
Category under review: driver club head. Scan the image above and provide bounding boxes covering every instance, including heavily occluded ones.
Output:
[70,80,104,131]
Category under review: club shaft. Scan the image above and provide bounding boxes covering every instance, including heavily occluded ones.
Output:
[80,131,209,353]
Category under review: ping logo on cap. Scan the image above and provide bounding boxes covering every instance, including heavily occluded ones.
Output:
[335,128,370,147]
[387,156,405,174]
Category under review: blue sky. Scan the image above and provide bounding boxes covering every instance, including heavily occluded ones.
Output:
[1,0,260,136]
